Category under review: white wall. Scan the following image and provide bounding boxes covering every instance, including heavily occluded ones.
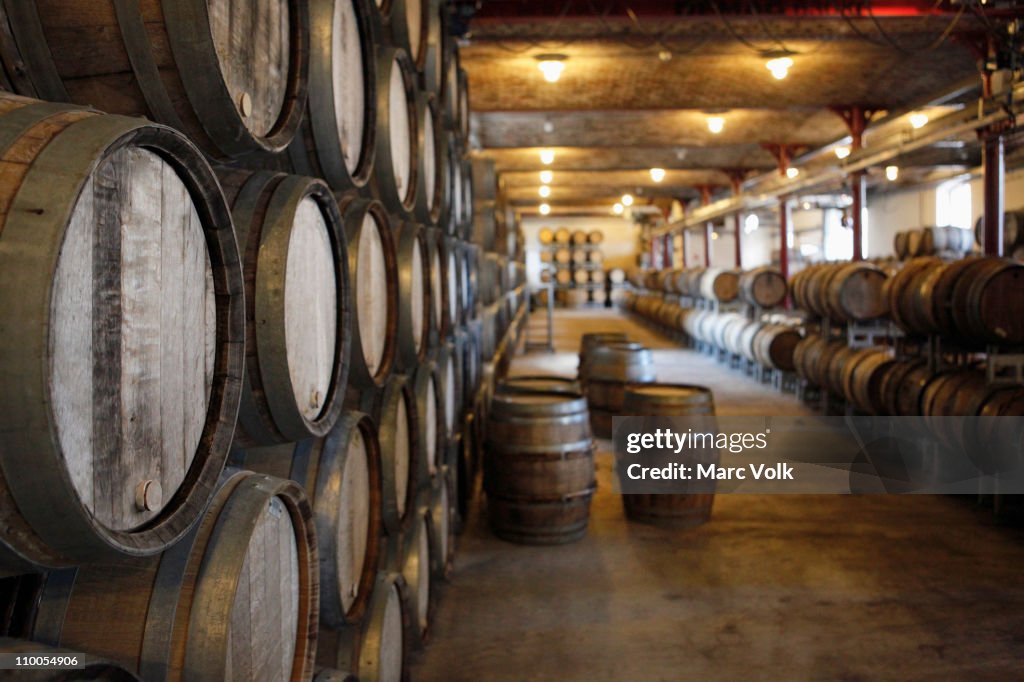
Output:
[522,215,639,285]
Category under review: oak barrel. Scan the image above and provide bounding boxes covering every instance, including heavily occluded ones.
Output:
[485,392,596,545]
[699,268,740,302]
[339,197,399,387]
[414,361,445,485]
[414,93,445,226]
[0,94,244,572]
[16,470,318,681]
[0,0,309,159]
[399,505,434,646]
[289,0,376,192]
[393,221,430,370]
[218,169,351,446]
[577,332,629,384]
[373,48,418,215]
[738,266,788,308]
[621,384,718,527]
[751,325,802,372]
[585,343,657,438]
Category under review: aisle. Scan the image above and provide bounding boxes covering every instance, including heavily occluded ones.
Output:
[410,309,1024,682]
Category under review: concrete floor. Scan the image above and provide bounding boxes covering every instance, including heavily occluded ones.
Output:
[410,309,1024,682]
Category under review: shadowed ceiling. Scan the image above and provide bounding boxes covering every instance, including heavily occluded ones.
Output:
[458,1,1003,217]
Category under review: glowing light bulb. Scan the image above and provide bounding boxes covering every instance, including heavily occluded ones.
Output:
[886,165,899,181]
[539,149,555,165]
[909,113,929,129]
[649,168,666,183]
[539,185,551,198]
[539,203,551,215]
[766,57,793,80]
[706,116,725,134]
[621,194,634,207]
[786,167,799,179]
[539,170,553,184]
[537,60,565,83]
[613,203,624,215]
[835,146,851,160]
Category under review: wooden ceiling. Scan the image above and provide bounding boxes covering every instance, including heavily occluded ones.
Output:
[459,1,1000,216]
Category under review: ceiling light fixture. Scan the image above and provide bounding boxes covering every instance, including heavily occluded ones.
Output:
[885,165,899,181]
[786,167,799,179]
[621,193,634,207]
[649,168,666,183]
[539,149,555,165]
[539,185,551,198]
[909,113,929,129]
[744,214,759,234]
[540,170,553,184]
[539,203,551,215]
[535,54,568,83]
[766,56,794,80]
[613,203,624,215]
[835,146,851,160]
[706,115,725,134]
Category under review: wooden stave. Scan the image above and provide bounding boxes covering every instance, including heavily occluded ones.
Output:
[0,99,245,569]
[339,197,399,388]
[289,0,377,194]
[218,169,352,445]
[18,470,318,682]
[393,220,431,371]
[372,46,419,216]
[1,0,310,160]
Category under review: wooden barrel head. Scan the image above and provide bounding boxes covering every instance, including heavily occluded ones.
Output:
[401,510,432,641]
[415,364,442,481]
[429,479,452,578]
[376,49,418,213]
[226,493,301,680]
[287,196,340,421]
[52,147,215,532]
[336,422,372,615]
[333,0,371,177]
[360,575,406,682]
[209,0,293,138]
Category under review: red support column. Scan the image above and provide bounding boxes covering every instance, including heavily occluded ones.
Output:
[779,197,791,308]
[983,132,1005,256]
[724,170,748,269]
[695,185,716,267]
[830,106,877,261]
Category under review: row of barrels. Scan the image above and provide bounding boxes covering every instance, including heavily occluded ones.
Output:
[539,228,605,245]
[793,336,1024,424]
[631,266,788,309]
[542,267,607,285]
[541,246,605,265]
[790,256,1024,345]
[622,294,802,373]
[973,212,1024,258]
[0,0,474,236]
[893,225,974,260]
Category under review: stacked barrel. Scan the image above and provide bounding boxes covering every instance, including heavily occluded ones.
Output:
[538,228,607,307]
[0,1,487,679]
[893,226,974,260]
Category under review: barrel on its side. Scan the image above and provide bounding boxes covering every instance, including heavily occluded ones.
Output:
[393,221,430,370]
[13,470,318,681]
[621,384,718,527]
[484,392,596,545]
[0,94,244,573]
[372,47,419,215]
[739,266,787,308]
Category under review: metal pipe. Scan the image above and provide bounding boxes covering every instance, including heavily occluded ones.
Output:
[983,132,1005,256]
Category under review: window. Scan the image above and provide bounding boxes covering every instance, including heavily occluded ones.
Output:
[936,180,971,229]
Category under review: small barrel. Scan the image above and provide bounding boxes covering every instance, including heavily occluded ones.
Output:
[950,257,1024,345]
[425,229,449,342]
[0,94,244,573]
[399,504,434,646]
[621,384,717,527]
[393,221,431,370]
[289,0,376,193]
[414,361,445,486]
[1,0,310,160]
[974,213,1023,252]
[554,228,571,244]
[484,393,596,545]
[414,93,445,226]
[894,231,910,260]
[588,230,605,244]
[15,470,318,681]
[823,262,889,322]
[738,267,787,308]
[340,197,399,387]
[585,343,657,438]
[373,47,419,215]
[230,412,384,629]
[218,170,350,446]
[699,268,740,302]
[578,332,630,383]
[751,325,802,372]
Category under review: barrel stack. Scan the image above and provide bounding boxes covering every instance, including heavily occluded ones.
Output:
[0,0,492,680]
